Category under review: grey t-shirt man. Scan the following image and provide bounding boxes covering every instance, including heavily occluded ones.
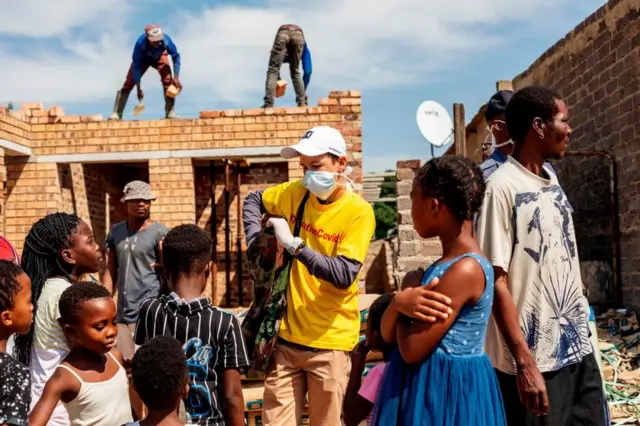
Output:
[106,221,168,324]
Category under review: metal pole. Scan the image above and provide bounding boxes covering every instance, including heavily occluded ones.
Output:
[236,162,244,306]
[209,161,218,303]
[224,159,231,307]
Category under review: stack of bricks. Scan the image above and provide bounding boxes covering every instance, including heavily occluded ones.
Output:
[0,90,363,307]
[394,160,442,283]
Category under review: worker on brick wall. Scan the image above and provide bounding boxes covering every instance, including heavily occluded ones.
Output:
[100,181,169,362]
[262,24,312,108]
[109,24,182,120]
[242,126,375,426]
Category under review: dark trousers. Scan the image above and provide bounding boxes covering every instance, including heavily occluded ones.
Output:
[264,29,306,107]
[496,353,606,426]
[121,51,172,92]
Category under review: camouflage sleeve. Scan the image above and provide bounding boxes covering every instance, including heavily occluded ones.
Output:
[243,189,266,247]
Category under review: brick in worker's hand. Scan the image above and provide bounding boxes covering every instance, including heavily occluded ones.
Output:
[166,85,180,99]
[275,80,287,98]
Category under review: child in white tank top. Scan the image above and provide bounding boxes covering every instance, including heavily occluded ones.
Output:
[28,282,133,426]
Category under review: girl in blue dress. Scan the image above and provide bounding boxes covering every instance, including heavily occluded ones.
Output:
[373,155,507,426]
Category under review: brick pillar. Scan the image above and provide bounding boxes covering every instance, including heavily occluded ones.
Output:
[287,157,303,181]
[4,159,62,251]
[394,160,442,284]
[0,148,5,236]
[149,158,196,228]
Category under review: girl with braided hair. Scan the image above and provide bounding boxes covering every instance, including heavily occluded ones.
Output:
[372,156,507,425]
[14,212,101,426]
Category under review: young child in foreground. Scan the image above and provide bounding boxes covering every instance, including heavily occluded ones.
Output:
[134,224,249,426]
[15,212,102,426]
[373,156,507,425]
[0,261,33,426]
[29,282,133,426]
[343,293,394,426]
[126,335,189,426]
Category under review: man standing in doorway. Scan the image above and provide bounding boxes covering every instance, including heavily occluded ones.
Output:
[242,126,375,425]
[476,86,605,425]
[102,180,169,361]
[262,24,312,108]
[110,24,182,120]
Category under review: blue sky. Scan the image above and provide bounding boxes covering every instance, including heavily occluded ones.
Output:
[0,0,604,172]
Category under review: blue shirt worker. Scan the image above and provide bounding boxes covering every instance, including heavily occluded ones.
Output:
[263,24,312,108]
[110,24,182,120]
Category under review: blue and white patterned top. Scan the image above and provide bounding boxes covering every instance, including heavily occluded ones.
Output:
[422,253,495,357]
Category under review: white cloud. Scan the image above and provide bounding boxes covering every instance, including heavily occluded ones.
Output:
[0,0,131,38]
[0,0,603,105]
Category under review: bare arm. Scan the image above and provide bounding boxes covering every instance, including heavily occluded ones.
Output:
[380,277,452,344]
[491,268,536,369]
[101,247,116,295]
[221,368,245,426]
[492,267,549,415]
[396,258,484,364]
[29,368,79,426]
[342,341,373,426]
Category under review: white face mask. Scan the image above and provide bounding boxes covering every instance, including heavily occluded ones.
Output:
[302,166,354,200]
[482,120,513,155]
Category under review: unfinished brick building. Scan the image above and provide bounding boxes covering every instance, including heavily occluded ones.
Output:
[0,90,363,306]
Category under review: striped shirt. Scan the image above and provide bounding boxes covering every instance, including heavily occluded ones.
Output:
[134,292,249,426]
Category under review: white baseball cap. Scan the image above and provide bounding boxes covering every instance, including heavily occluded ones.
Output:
[281,126,347,159]
[146,26,164,42]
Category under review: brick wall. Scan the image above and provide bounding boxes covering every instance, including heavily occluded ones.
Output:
[394,160,443,284]
[512,0,639,306]
[361,239,395,294]
[0,90,364,307]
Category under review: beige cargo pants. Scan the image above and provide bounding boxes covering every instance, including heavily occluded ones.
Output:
[262,342,351,426]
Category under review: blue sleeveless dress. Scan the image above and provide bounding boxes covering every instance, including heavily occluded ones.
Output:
[372,253,507,425]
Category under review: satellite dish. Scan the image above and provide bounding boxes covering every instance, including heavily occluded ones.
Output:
[416,101,453,147]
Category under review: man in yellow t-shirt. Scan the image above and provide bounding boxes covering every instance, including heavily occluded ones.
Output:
[242,126,375,425]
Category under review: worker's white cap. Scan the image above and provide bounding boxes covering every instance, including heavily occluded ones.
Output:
[281,126,347,159]
[146,26,164,42]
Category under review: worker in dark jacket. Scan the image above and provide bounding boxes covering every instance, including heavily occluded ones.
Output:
[110,24,182,120]
[263,24,312,108]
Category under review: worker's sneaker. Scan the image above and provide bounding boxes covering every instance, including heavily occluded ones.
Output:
[109,112,121,120]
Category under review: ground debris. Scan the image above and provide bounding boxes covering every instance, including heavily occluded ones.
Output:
[597,309,640,424]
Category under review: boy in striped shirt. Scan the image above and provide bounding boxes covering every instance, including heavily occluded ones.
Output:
[134,224,248,426]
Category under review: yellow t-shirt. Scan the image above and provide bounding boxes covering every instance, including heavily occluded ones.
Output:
[262,180,376,351]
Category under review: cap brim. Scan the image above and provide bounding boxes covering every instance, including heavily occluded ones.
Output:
[121,196,156,202]
[147,35,163,42]
[280,143,328,159]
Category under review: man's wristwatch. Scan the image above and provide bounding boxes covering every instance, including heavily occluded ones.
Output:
[293,240,306,257]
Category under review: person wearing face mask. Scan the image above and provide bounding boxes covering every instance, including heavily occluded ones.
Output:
[481,90,557,180]
[242,126,376,426]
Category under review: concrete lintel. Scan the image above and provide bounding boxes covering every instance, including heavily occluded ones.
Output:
[171,146,283,159]
[0,139,33,156]
[29,146,286,164]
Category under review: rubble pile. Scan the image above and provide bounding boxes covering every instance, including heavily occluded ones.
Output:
[597,309,640,424]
